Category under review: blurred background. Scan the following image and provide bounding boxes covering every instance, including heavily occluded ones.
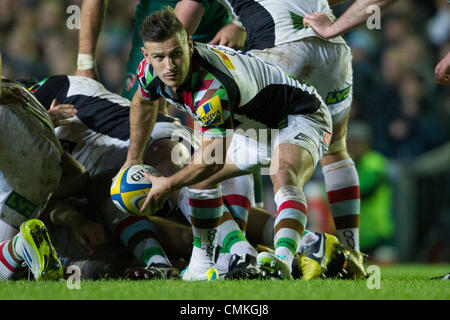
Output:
[1,0,449,264]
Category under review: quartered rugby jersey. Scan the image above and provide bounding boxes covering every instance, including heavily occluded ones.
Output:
[218,0,346,50]
[138,42,324,138]
[30,75,179,175]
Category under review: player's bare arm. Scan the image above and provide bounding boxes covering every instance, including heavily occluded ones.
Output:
[174,0,205,36]
[75,0,108,79]
[304,0,397,39]
[176,0,245,49]
[122,89,159,172]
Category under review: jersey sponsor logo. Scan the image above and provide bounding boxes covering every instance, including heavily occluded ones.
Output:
[5,191,37,218]
[196,95,224,126]
[210,47,235,70]
[326,86,351,105]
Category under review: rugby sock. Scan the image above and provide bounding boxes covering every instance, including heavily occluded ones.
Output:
[188,187,223,272]
[323,158,360,251]
[274,186,308,270]
[114,216,171,267]
[223,194,251,233]
[216,210,258,272]
[0,236,22,280]
[221,175,253,233]
[260,215,317,252]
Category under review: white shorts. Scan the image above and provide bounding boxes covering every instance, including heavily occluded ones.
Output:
[227,113,332,175]
[250,37,353,124]
[0,85,62,227]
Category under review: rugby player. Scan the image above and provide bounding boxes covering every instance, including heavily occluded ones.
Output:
[28,74,261,280]
[219,0,367,279]
[121,8,333,281]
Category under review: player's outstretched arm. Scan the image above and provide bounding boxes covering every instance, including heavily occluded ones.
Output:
[304,0,397,39]
[75,0,108,79]
[121,89,158,173]
[435,51,450,85]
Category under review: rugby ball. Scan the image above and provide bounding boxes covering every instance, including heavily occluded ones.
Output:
[110,164,161,216]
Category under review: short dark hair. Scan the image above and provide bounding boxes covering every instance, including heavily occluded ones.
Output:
[139,6,186,43]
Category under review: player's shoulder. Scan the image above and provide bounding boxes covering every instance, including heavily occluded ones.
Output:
[137,58,159,87]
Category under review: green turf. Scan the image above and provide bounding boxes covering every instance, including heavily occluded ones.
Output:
[1,264,448,300]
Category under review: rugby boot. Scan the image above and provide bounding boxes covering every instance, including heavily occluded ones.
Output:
[225,254,265,280]
[342,249,368,279]
[299,232,345,280]
[17,219,63,281]
[257,251,293,280]
[181,265,219,281]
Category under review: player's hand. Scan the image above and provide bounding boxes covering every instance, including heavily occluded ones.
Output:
[140,172,173,214]
[75,68,99,80]
[47,98,77,127]
[303,12,335,39]
[73,220,105,255]
[434,52,450,85]
[209,22,246,49]
[115,159,142,181]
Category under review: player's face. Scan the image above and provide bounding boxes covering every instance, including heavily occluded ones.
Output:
[142,31,193,89]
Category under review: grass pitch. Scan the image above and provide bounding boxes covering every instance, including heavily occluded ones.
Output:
[1,264,448,300]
